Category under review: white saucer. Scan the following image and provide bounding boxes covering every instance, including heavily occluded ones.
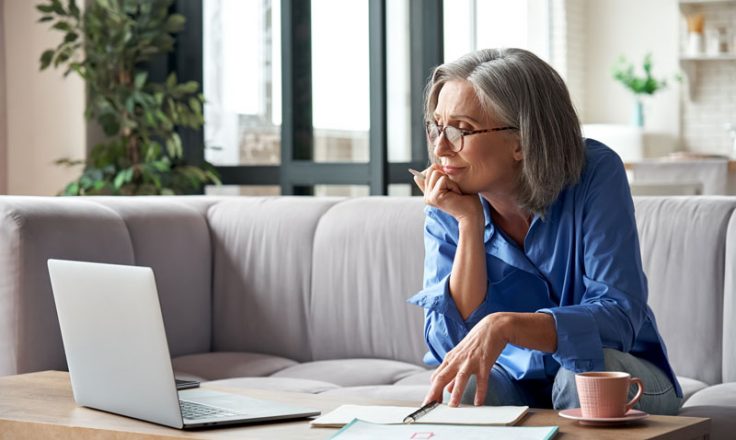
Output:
[558,408,649,426]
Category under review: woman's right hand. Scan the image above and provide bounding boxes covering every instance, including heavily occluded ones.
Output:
[414,164,483,225]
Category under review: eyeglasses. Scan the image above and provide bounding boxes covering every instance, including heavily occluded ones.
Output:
[425,122,518,153]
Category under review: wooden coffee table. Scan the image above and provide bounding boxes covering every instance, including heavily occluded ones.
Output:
[0,371,709,439]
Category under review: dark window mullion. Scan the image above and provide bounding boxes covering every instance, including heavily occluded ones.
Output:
[369,0,388,195]
[281,0,314,195]
[409,0,443,195]
[174,0,205,168]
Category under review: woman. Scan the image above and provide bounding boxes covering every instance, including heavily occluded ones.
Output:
[407,48,682,414]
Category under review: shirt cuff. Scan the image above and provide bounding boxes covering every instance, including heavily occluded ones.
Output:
[407,274,466,327]
[537,306,605,373]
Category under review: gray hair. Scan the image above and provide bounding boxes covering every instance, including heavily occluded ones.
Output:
[425,48,585,215]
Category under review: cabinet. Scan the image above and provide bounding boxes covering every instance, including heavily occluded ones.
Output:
[678,0,736,99]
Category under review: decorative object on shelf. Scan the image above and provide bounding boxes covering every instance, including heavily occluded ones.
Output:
[686,13,705,56]
[37,0,220,195]
[611,53,677,128]
[726,123,736,159]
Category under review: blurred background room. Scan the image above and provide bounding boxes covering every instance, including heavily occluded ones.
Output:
[1,0,735,197]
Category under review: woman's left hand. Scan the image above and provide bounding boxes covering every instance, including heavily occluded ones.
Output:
[423,313,511,407]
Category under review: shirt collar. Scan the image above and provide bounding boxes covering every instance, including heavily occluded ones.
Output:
[479,194,542,277]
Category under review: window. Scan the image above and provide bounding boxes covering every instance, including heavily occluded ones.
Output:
[177,0,445,196]
[203,0,281,166]
[443,0,551,63]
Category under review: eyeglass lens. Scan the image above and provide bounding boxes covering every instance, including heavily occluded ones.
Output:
[427,124,462,151]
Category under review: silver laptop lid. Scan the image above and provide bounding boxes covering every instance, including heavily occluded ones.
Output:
[48,259,184,429]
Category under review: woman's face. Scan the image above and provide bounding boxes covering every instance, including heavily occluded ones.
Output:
[431,79,522,196]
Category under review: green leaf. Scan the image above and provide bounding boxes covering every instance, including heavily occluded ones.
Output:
[164,14,186,33]
[50,0,65,15]
[38,15,54,22]
[36,4,55,14]
[52,21,72,32]
[134,72,148,90]
[165,72,177,88]
[113,169,127,189]
[63,32,78,43]
[178,81,199,94]
[40,49,55,70]
[65,181,80,195]
[68,0,80,19]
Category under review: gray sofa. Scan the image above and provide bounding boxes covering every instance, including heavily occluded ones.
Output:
[1,195,735,437]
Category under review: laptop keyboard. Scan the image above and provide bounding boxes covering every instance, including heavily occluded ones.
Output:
[179,400,238,420]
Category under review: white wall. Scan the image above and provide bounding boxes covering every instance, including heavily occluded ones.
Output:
[3,0,86,195]
[582,0,681,155]
[0,0,8,194]
[0,0,6,194]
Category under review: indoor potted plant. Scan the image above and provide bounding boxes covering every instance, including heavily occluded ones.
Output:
[37,0,220,195]
[611,53,674,128]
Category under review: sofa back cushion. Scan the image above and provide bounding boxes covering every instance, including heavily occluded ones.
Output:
[92,198,214,358]
[208,197,341,362]
[309,197,427,365]
[634,197,736,385]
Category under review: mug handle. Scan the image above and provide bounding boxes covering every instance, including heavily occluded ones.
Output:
[624,377,644,413]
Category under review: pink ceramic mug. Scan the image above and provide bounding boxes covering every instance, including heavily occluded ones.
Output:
[575,372,644,418]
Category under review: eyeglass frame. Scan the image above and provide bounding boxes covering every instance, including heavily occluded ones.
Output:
[425,122,518,153]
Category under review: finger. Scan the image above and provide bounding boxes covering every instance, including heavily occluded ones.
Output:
[426,169,443,194]
[434,176,454,201]
[449,369,472,407]
[423,379,445,405]
[413,175,426,194]
[446,378,456,394]
[474,370,489,406]
[444,178,463,195]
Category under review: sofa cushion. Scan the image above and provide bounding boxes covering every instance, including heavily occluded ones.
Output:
[682,382,736,408]
[208,197,342,362]
[205,377,339,394]
[634,197,736,385]
[172,352,297,380]
[271,359,426,386]
[678,405,736,440]
[678,376,709,403]
[309,197,427,365]
[320,385,428,403]
[394,369,434,385]
[91,198,213,358]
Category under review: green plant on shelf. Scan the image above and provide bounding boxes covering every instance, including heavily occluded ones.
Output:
[611,53,680,127]
[37,0,220,195]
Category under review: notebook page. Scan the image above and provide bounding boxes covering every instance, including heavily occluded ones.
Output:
[421,404,528,425]
[310,405,414,427]
[311,404,529,427]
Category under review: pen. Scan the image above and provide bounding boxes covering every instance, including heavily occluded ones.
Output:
[408,168,426,181]
[403,400,439,424]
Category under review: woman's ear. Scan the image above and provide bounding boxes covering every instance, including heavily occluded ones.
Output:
[512,141,523,162]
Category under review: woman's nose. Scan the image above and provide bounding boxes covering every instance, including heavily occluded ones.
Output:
[433,131,454,157]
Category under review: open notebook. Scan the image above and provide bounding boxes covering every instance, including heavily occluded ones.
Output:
[311,404,528,428]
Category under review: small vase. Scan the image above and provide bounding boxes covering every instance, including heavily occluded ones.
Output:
[632,99,644,128]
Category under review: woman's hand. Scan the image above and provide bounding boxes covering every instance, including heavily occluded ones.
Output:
[413,165,482,226]
[422,313,511,407]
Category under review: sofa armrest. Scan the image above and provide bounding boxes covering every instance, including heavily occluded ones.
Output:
[0,197,134,376]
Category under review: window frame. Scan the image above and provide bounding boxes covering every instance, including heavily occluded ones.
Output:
[173,0,442,195]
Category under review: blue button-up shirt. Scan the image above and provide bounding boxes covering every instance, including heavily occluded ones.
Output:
[408,139,682,397]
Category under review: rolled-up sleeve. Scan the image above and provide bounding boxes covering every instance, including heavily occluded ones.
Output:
[538,151,648,373]
[407,207,488,365]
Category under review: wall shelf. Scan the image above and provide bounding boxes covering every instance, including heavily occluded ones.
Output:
[677,0,736,100]
[680,55,736,61]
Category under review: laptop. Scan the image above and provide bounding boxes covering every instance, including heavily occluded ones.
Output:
[47,259,320,429]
